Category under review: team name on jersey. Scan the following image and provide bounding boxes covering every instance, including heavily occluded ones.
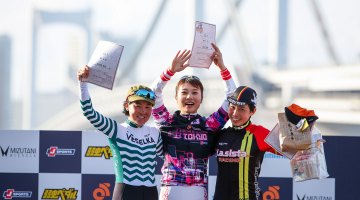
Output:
[216,149,247,158]
[173,129,208,141]
[126,133,155,145]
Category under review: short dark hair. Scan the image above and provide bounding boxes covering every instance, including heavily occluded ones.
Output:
[122,101,129,116]
[249,103,256,112]
[175,75,204,100]
[229,102,256,112]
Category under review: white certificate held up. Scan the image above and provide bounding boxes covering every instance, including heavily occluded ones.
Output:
[265,123,296,159]
[84,41,124,90]
[188,21,216,69]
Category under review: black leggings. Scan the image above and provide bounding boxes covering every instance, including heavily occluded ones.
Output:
[112,183,158,200]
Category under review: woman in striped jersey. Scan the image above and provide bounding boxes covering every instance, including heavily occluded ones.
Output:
[78,66,163,200]
[213,86,280,200]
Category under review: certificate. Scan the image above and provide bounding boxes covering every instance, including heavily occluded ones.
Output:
[188,21,216,69]
[265,123,296,159]
[83,41,124,90]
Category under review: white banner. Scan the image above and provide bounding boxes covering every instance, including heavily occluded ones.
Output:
[0,130,39,173]
[81,130,115,174]
[293,178,335,200]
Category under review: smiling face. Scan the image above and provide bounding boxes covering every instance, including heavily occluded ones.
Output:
[228,103,256,127]
[175,82,203,114]
[125,100,153,126]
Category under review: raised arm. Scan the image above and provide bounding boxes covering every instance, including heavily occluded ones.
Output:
[151,50,191,122]
[211,43,226,71]
[78,66,118,139]
[201,44,237,131]
[211,43,237,110]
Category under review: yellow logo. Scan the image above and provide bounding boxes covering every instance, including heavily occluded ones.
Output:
[42,188,78,200]
[85,146,112,159]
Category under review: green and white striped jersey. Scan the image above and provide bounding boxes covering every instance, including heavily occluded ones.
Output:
[79,82,163,187]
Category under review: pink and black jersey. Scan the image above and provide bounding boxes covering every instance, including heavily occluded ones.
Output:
[153,105,229,187]
[151,68,236,189]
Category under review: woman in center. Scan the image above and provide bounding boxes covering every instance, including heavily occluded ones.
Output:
[151,44,236,200]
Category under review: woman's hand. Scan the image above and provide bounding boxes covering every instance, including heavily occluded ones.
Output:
[211,43,226,71]
[77,65,90,81]
[170,49,191,73]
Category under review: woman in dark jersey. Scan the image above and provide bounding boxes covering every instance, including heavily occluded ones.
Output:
[151,44,236,200]
[213,86,280,200]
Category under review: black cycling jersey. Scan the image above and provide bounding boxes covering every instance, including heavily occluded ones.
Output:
[214,122,278,200]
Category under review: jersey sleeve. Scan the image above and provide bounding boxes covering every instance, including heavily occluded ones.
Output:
[108,137,124,183]
[79,81,119,140]
[151,68,174,125]
[155,130,164,159]
[252,125,281,155]
[219,68,237,112]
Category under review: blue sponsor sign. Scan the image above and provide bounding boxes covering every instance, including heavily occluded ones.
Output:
[323,136,360,200]
[82,174,115,200]
[259,177,293,200]
[39,131,82,173]
[0,173,38,199]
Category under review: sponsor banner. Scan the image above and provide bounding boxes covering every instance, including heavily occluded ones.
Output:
[81,130,114,174]
[39,131,82,173]
[208,176,291,200]
[0,130,39,173]
[81,174,115,200]
[0,173,38,200]
[259,177,293,200]
[260,152,292,178]
[39,173,81,200]
[293,178,335,200]
[81,174,162,199]
[323,136,359,200]
[0,131,351,199]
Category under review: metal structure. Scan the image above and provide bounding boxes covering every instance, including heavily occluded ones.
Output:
[6,0,358,135]
[23,7,92,129]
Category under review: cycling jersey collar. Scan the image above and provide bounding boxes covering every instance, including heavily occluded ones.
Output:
[233,120,251,130]
[126,119,142,128]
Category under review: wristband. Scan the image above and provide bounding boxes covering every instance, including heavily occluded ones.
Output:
[160,67,175,81]
[220,68,232,80]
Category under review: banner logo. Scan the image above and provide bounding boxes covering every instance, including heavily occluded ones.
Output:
[296,194,333,200]
[1,146,9,156]
[3,189,32,199]
[93,183,111,200]
[297,194,305,200]
[0,145,36,158]
[42,188,78,200]
[46,146,76,157]
[85,146,112,159]
[263,186,280,200]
